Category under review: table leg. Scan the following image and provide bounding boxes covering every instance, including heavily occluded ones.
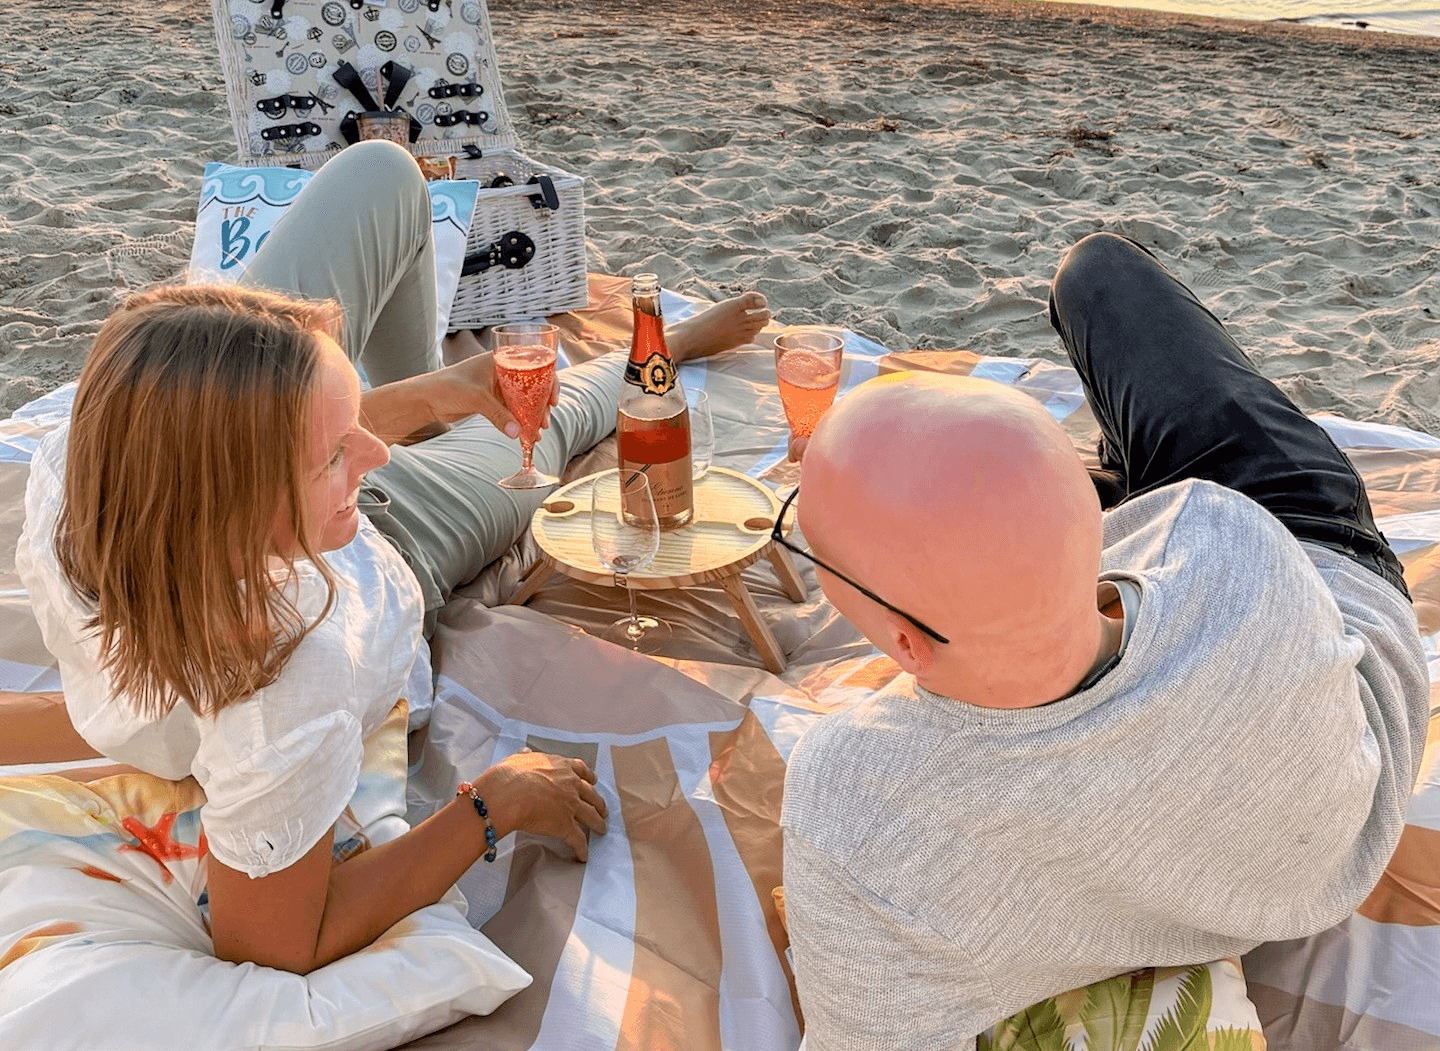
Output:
[721,573,786,675]
[509,555,556,606]
[766,542,808,603]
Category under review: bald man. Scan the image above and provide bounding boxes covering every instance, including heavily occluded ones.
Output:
[779,232,1429,1050]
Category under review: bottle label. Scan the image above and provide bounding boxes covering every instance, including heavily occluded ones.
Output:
[623,456,692,524]
[617,403,693,526]
[624,352,677,395]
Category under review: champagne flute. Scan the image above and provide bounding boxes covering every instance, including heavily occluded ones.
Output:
[493,322,559,490]
[774,329,845,453]
[590,469,667,649]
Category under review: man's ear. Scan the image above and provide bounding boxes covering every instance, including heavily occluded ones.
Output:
[887,616,935,677]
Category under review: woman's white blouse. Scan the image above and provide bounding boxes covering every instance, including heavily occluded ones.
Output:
[15,425,424,878]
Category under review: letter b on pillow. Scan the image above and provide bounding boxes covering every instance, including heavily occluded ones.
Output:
[189,162,479,348]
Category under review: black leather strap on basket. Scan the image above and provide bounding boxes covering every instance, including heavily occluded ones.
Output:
[463,145,484,160]
[260,121,322,142]
[332,60,380,113]
[429,80,483,100]
[434,109,490,128]
[526,175,560,211]
[461,232,536,278]
[256,93,328,119]
[379,61,414,109]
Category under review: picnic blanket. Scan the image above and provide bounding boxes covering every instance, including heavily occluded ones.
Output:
[0,276,1436,1050]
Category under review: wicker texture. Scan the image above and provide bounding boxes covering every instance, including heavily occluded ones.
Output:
[448,152,589,328]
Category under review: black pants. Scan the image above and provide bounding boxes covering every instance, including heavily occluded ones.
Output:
[1048,232,1408,600]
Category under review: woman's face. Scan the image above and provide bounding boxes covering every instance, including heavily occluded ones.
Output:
[272,335,390,556]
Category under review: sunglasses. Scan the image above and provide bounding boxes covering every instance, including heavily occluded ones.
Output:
[771,485,950,645]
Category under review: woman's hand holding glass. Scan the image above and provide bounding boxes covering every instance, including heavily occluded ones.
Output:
[401,341,561,440]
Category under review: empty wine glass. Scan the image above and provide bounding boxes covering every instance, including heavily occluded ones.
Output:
[687,387,715,482]
[492,322,559,490]
[590,469,667,649]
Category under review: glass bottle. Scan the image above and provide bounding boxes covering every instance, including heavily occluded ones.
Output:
[617,274,692,529]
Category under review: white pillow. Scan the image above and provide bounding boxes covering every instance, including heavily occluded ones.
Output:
[189,161,479,354]
[0,701,529,1051]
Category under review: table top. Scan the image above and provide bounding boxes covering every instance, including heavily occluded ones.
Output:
[532,467,787,590]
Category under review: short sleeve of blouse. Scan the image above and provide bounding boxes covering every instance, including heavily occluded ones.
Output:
[195,708,365,878]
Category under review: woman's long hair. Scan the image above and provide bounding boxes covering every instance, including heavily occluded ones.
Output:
[55,285,342,719]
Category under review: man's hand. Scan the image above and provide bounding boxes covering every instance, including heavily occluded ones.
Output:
[423,351,561,438]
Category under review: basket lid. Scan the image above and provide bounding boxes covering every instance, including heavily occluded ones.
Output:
[211,0,522,169]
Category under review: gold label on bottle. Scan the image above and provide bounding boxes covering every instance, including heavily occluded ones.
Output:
[624,352,677,395]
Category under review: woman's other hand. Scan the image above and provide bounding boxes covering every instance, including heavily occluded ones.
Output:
[209,749,609,974]
[480,751,608,861]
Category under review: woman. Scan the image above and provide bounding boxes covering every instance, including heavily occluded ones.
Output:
[11,140,769,973]
[16,283,608,974]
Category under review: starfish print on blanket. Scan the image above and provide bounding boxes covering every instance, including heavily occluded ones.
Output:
[77,866,124,883]
[118,813,208,883]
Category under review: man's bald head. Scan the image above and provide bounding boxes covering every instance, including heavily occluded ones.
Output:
[798,372,1105,706]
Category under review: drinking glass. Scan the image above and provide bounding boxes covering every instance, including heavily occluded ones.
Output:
[775,329,844,452]
[355,110,411,146]
[590,469,666,649]
[493,322,560,490]
[687,388,715,482]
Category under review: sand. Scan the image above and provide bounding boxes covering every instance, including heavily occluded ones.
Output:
[2,0,1438,429]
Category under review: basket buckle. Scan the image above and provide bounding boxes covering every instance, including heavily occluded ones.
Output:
[460,231,536,277]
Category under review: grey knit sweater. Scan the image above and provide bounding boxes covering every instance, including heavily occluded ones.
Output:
[781,479,1429,1051]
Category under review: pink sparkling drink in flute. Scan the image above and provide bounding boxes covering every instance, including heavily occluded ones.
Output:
[493,323,560,489]
[775,330,844,442]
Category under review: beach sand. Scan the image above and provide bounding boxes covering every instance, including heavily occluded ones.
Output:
[3,0,1438,429]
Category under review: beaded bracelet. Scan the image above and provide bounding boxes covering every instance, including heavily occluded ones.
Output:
[457,781,498,863]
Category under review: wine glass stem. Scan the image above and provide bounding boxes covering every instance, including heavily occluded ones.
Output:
[519,437,535,472]
[624,576,645,641]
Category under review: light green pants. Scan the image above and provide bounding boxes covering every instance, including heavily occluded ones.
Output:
[242,140,622,619]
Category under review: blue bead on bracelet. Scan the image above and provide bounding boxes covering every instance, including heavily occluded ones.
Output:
[457,781,499,863]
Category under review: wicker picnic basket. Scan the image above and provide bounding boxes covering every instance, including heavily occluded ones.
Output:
[209,0,588,328]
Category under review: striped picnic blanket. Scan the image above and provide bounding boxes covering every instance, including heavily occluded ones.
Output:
[0,277,1435,1050]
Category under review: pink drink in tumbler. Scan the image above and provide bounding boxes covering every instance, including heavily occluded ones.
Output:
[775,331,844,441]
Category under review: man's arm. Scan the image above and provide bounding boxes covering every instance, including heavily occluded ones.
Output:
[783,834,995,1051]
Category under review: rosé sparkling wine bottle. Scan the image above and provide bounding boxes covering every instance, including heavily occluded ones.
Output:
[618,274,693,529]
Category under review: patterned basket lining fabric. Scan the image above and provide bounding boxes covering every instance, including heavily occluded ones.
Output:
[209,0,588,327]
